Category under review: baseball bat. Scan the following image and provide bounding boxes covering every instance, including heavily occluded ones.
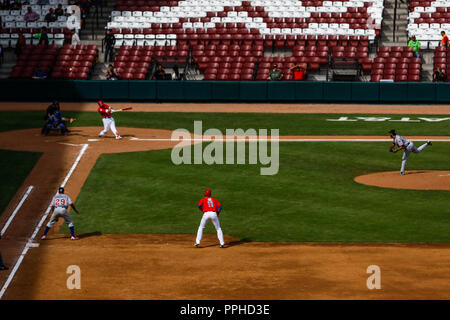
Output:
[117,107,133,112]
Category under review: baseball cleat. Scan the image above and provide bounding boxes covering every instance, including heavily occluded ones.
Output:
[220,244,225,248]
[427,141,432,146]
[41,235,47,240]
[71,235,79,240]
[194,243,199,248]
[98,134,102,138]
[115,135,122,140]
[400,172,405,175]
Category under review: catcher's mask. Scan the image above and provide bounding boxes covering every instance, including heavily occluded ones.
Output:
[204,189,211,197]
[58,187,64,194]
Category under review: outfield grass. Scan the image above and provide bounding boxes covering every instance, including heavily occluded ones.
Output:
[66,142,450,242]
[1,111,450,136]
[0,150,41,217]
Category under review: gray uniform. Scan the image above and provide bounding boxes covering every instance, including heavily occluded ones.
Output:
[47,193,74,228]
[393,135,429,173]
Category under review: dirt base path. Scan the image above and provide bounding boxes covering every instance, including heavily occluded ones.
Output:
[4,234,450,300]
[1,102,450,114]
[355,170,450,190]
[0,126,449,299]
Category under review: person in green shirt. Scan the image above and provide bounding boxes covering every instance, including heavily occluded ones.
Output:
[268,64,283,81]
[408,35,421,58]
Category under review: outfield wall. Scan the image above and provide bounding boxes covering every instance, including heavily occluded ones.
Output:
[1,80,450,103]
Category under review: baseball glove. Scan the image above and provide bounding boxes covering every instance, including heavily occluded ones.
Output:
[389,146,395,153]
[69,118,77,124]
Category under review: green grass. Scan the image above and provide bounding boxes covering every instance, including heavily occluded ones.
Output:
[0,150,41,217]
[1,111,450,136]
[66,142,450,242]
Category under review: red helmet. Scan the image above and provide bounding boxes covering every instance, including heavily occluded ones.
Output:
[204,189,211,197]
[98,100,104,106]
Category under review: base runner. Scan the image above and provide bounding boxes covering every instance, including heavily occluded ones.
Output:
[389,129,432,175]
[97,100,122,140]
[195,189,225,248]
[41,187,80,240]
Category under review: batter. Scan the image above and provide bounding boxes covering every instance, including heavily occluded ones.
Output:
[389,129,432,175]
[195,189,225,248]
[97,100,122,140]
[41,187,80,240]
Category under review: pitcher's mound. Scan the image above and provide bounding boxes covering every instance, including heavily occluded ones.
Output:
[354,170,450,190]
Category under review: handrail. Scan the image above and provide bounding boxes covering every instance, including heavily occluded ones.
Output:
[393,0,398,42]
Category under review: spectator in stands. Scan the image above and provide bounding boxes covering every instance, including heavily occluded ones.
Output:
[268,64,283,81]
[44,8,57,23]
[79,0,90,14]
[24,6,40,22]
[37,0,50,5]
[433,67,445,82]
[0,1,8,9]
[10,0,22,10]
[71,29,81,45]
[153,64,166,80]
[172,64,181,80]
[104,29,116,63]
[33,65,48,80]
[408,35,421,59]
[289,64,307,81]
[441,31,449,48]
[15,31,25,56]
[55,3,64,17]
[106,64,119,80]
[38,27,49,46]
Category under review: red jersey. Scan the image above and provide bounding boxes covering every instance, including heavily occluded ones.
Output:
[294,69,305,80]
[198,197,221,213]
[442,35,449,46]
[98,104,112,118]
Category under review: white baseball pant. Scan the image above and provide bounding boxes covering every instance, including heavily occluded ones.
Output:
[401,142,429,173]
[196,211,225,246]
[47,207,74,228]
[99,117,119,137]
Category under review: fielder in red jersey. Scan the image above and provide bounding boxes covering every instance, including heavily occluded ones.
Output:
[195,189,225,248]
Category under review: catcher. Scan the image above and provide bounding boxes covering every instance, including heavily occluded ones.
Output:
[41,101,76,136]
[389,129,432,175]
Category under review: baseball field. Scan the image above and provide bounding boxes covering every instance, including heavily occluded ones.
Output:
[0,103,449,299]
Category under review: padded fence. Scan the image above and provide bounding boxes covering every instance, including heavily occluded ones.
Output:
[1,80,450,103]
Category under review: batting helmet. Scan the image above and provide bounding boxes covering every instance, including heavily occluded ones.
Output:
[58,187,64,194]
[98,100,104,106]
[389,129,397,136]
[204,189,211,197]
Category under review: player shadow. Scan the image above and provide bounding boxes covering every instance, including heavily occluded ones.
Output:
[78,231,102,239]
[197,238,251,248]
[404,171,426,175]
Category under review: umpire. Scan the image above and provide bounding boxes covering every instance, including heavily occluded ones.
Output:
[44,100,60,121]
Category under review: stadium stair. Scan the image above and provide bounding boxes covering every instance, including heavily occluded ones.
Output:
[81,0,117,79]
[381,0,433,81]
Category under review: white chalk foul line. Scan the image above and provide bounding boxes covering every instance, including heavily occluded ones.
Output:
[0,143,88,300]
[0,186,34,238]
[130,138,450,142]
[57,142,82,147]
